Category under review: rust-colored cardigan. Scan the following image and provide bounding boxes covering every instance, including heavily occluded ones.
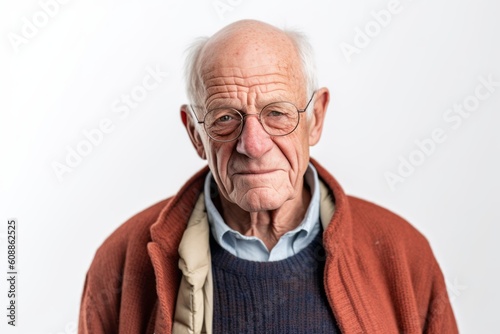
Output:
[79,159,458,333]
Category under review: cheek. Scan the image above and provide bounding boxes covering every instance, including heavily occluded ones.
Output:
[279,132,310,166]
[289,137,311,182]
[206,142,234,183]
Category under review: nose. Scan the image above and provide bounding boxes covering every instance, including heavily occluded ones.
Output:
[236,114,273,158]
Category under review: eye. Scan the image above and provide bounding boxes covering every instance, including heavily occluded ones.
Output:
[217,114,234,122]
[268,110,285,117]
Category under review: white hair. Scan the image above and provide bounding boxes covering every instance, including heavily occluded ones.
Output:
[183,27,318,115]
[184,36,210,110]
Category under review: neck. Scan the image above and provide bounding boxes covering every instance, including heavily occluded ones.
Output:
[216,183,311,251]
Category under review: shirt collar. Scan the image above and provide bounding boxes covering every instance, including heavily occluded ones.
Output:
[204,163,321,255]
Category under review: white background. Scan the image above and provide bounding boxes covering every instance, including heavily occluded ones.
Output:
[1,0,499,333]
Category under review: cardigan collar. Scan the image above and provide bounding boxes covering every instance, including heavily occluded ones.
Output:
[147,158,359,333]
[150,158,353,254]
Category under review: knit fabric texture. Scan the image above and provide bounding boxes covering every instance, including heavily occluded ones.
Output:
[79,160,459,333]
[211,232,340,333]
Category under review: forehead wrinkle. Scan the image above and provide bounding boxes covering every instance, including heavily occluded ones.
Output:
[202,71,294,108]
[204,73,288,89]
[204,80,289,99]
[205,85,290,109]
[201,64,291,80]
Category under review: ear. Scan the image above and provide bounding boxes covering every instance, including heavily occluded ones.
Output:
[180,104,207,160]
[307,87,330,146]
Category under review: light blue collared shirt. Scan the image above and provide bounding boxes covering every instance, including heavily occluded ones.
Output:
[204,163,321,262]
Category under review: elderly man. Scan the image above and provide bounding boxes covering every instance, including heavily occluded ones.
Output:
[79,20,458,333]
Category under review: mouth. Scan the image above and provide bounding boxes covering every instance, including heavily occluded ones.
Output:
[234,169,278,176]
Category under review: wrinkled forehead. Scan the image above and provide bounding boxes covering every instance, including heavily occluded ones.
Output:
[200,64,293,89]
[198,27,305,98]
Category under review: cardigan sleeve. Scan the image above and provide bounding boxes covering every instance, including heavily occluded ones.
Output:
[78,274,109,334]
[423,258,459,333]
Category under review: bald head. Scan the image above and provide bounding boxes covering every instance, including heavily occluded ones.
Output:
[185,20,317,109]
[205,19,292,51]
[198,20,304,106]
[201,20,301,77]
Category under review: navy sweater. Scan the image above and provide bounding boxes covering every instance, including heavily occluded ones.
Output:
[211,233,340,333]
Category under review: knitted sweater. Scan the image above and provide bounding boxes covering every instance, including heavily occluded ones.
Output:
[210,233,340,333]
[78,159,458,333]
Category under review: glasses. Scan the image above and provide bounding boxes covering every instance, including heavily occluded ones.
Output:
[189,92,315,142]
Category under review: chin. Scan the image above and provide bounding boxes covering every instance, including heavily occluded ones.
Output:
[234,188,289,212]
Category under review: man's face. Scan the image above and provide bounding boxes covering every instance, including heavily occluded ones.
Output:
[185,24,324,213]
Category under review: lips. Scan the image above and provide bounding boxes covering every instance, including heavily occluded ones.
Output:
[236,169,277,175]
